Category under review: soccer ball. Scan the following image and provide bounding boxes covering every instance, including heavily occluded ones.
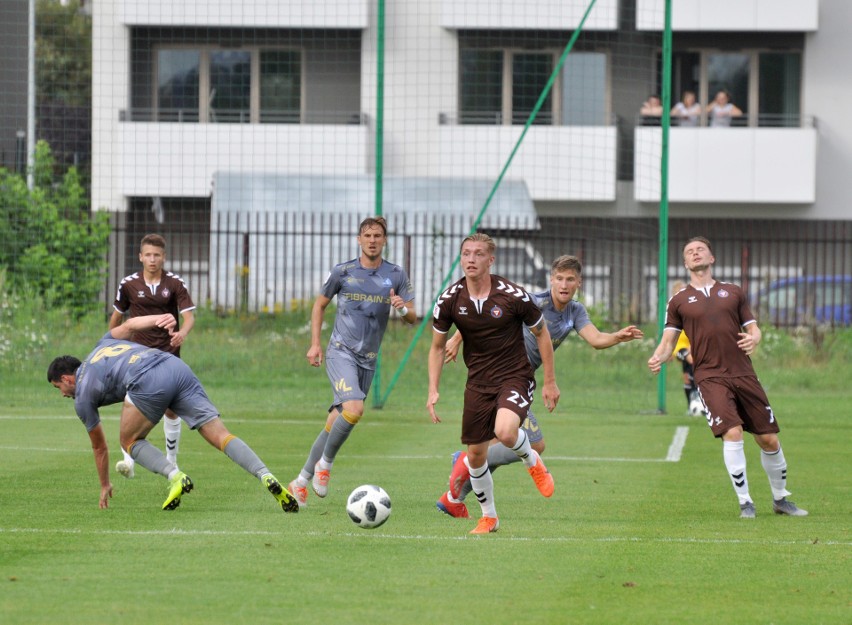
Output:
[346,484,392,529]
[688,396,705,417]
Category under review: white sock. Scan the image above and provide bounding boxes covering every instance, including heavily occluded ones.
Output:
[723,440,751,505]
[511,429,535,467]
[164,416,182,463]
[469,460,497,518]
[318,457,333,470]
[760,446,791,500]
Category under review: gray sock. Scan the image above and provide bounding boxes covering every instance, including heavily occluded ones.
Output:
[300,429,330,479]
[322,414,356,463]
[128,439,173,477]
[223,437,268,479]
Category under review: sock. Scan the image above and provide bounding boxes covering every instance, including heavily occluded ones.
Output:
[683,387,693,406]
[300,428,330,480]
[164,415,182,463]
[322,411,359,465]
[722,440,751,505]
[469,460,497,518]
[761,446,791,500]
[128,439,173,477]
[512,429,535,467]
[222,436,268,479]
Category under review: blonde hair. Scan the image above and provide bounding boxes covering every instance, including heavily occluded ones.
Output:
[459,232,496,255]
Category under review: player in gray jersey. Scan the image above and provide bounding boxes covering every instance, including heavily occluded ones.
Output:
[47,313,298,514]
[437,255,643,519]
[287,216,415,507]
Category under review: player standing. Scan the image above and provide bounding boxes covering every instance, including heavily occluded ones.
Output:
[427,233,560,534]
[286,216,416,506]
[648,236,808,518]
[437,255,643,518]
[47,313,298,513]
[109,233,195,478]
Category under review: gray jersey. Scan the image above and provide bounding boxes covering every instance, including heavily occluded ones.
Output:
[322,258,414,367]
[74,332,219,432]
[523,290,591,370]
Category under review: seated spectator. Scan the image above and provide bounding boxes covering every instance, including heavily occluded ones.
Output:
[640,94,663,125]
[671,90,701,127]
[706,89,743,127]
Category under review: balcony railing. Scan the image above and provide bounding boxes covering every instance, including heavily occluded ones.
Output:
[119,108,368,125]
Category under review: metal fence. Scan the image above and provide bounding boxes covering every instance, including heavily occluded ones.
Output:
[105,210,852,328]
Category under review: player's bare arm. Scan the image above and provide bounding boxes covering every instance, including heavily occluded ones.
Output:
[307,294,332,366]
[388,288,416,325]
[87,423,113,509]
[737,321,761,356]
[443,331,462,363]
[170,309,195,348]
[578,323,644,349]
[111,313,177,341]
[108,309,124,330]
[427,330,448,423]
[648,329,679,374]
[530,319,560,412]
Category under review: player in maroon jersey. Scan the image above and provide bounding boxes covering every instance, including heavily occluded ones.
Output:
[427,233,560,534]
[109,234,196,479]
[648,236,807,518]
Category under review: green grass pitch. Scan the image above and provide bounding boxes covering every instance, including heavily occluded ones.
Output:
[1,317,849,624]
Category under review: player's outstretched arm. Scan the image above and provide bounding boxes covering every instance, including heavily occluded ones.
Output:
[87,424,113,509]
[111,314,177,340]
[578,324,644,349]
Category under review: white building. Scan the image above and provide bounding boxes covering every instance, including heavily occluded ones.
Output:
[91,0,852,221]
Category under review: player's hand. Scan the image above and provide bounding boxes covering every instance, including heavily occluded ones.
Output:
[306,345,323,367]
[389,288,403,311]
[444,333,461,363]
[169,330,186,348]
[648,353,663,374]
[542,381,560,412]
[154,313,177,331]
[737,332,756,356]
[618,325,644,342]
[99,483,113,509]
[427,391,442,424]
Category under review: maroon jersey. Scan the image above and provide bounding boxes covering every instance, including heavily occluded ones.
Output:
[113,271,195,355]
[665,281,757,384]
[433,275,542,386]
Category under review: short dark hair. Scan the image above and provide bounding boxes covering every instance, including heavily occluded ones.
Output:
[359,216,387,236]
[140,233,166,251]
[551,255,582,276]
[47,355,81,383]
[684,236,713,256]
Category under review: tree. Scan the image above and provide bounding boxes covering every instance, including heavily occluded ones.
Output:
[0,141,109,319]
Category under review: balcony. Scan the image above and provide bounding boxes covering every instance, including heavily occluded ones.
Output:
[634,120,817,203]
[441,0,618,31]
[115,115,369,198]
[118,0,368,28]
[635,0,818,32]
[436,116,617,201]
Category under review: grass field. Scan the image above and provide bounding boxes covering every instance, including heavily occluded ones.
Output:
[1,315,850,624]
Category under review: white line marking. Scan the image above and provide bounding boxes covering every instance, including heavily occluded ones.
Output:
[0,526,846,546]
[666,426,689,462]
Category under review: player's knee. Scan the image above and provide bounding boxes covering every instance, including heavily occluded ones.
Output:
[341,409,363,425]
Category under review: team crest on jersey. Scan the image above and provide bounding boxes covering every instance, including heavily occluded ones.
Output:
[717,289,729,298]
[162,288,170,298]
[490,306,503,318]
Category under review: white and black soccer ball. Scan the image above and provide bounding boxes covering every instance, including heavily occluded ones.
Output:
[346,484,392,529]
[688,396,705,417]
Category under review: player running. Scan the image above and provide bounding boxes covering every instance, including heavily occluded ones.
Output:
[648,236,808,518]
[436,255,643,519]
[286,216,416,507]
[47,313,298,513]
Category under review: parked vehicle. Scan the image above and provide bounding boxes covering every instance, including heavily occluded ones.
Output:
[757,275,852,327]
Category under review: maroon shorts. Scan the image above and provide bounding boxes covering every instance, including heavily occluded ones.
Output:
[461,377,535,445]
[697,375,780,438]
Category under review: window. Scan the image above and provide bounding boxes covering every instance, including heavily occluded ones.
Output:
[460,49,504,124]
[662,49,802,127]
[155,47,302,124]
[561,52,607,126]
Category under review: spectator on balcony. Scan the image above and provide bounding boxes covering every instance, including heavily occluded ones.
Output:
[707,90,743,127]
[639,94,663,126]
[671,90,701,127]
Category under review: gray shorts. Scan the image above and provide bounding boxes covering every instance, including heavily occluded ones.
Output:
[521,411,543,444]
[126,358,219,430]
[324,343,375,409]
